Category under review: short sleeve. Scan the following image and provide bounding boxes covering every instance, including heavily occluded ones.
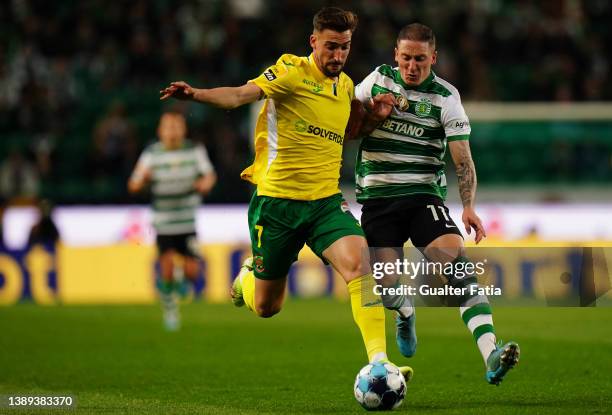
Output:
[354,69,380,104]
[442,93,471,140]
[195,145,215,175]
[249,56,300,99]
[130,148,152,181]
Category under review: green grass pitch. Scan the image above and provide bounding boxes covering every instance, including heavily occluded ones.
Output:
[1,300,611,414]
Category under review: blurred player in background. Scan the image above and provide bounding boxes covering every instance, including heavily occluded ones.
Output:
[128,111,216,330]
[27,199,60,249]
[348,23,519,385]
[0,199,6,251]
[160,7,411,378]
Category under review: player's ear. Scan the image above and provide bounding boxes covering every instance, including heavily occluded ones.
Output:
[431,50,437,65]
[394,46,399,64]
[309,33,317,50]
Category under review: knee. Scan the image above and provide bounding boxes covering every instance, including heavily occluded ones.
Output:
[255,303,282,318]
[424,236,464,263]
[184,259,200,279]
[342,254,368,280]
[159,254,174,279]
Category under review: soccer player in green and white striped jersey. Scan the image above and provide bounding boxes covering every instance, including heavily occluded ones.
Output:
[128,111,216,330]
[348,23,519,385]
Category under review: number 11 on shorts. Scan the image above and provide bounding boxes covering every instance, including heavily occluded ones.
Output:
[427,204,450,222]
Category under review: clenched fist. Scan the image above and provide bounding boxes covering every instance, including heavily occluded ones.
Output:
[367,93,396,122]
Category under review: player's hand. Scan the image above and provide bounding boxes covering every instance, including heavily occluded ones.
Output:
[193,177,213,195]
[160,81,195,101]
[142,169,152,183]
[127,167,152,193]
[367,93,396,122]
[462,207,486,244]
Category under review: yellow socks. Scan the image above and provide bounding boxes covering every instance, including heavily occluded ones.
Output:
[241,270,256,312]
[348,274,387,363]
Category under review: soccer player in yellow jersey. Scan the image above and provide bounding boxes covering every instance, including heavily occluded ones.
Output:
[160,7,411,377]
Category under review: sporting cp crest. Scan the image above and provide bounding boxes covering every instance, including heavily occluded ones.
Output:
[414,97,432,117]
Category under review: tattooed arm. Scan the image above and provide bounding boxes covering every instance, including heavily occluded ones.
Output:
[450,140,477,207]
[449,140,486,243]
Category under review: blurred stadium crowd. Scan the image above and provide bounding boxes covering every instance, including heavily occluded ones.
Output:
[1,0,611,205]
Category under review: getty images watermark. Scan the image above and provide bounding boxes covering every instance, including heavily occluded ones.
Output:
[361,246,612,307]
[371,257,500,297]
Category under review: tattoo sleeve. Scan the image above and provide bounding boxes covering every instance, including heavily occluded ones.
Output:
[453,142,477,208]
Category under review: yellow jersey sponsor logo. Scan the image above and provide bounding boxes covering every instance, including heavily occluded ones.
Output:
[294,119,308,133]
[263,69,277,81]
[302,78,324,93]
[294,120,344,145]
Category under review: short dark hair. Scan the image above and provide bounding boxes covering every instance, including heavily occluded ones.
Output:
[313,7,358,33]
[159,109,187,125]
[397,23,436,49]
[161,108,185,117]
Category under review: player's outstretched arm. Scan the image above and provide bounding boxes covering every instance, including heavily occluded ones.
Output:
[449,140,486,244]
[159,81,263,110]
[345,94,396,141]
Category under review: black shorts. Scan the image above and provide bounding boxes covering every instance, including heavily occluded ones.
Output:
[156,233,200,258]
[361,195,463,248]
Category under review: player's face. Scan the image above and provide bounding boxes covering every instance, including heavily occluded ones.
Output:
[395,39,437,86]
[310,29,352,78]
[158,114,186,149]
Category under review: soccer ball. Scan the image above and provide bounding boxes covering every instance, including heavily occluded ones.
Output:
[354,362,406,410]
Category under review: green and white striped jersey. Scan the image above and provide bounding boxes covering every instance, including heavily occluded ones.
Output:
[354,65,470,202]
[133,140,214,235]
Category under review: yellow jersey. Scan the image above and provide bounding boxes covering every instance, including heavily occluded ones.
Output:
[241,53,354,200]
